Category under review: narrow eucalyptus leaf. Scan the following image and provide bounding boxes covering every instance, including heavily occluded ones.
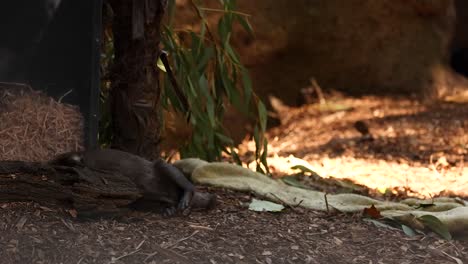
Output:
[217,16,228,43]
[156,58,167,72]
[157,0,268,164]
[261,138,270,174]
[197,47,214,73]
[237,15,254,36]
[216,132,234,145]
[206,97,216,127]
[258,101,268,132]
[253,126,260,158]
[225,43,240,64]
[231,148,242,165]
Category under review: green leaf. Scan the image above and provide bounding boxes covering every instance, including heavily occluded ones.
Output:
[260,138,269,173]
[190,32,202,58]
[186,77,197,99]
[257,101,267,132]
[196,47,214,74]
[162,26,177,50]
[206,97,216,127]
[401,225,417,237]
[236,15,254,36]
[418,215,452,240]
[199,22,206,44]
[229,86,242,110]
[253,126,260,158]
[155,0,269,165]
[230,147,242,165]
[156,58,167,72]
[217,16,229,43]
[224,0,237,10]
[215,132,234,145]
[198,75,209,96]
[166,0,177,26]
[225,43,240,64]
[248,198,284,212]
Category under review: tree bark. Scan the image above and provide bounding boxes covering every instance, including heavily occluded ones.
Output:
[108,0,166,159]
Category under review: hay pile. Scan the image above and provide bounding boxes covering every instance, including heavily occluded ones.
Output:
[0,84,84,162]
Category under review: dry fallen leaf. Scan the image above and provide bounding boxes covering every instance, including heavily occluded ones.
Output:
[363,205,382,219]
[68,209,78,218]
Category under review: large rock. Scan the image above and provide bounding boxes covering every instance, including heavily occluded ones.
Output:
[175,0,467,104]
[453,0,468,50]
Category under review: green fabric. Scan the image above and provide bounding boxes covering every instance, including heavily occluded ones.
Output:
[174,158,468,237]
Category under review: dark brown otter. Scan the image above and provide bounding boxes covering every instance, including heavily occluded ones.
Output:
[50,149,216,215]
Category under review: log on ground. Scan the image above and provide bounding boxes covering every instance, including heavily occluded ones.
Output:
[0,161,142,217]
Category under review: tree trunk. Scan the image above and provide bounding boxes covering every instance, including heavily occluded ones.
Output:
[108,0,166,159]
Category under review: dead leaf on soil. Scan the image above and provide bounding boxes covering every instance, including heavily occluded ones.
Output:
[68,209,78,218]
[248,199,285,212]
[363,205,382,219]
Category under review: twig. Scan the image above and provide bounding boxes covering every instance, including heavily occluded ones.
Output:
[199,7,251,17]
[76,257,85,264]
[440,250,463,264]
[324,193,330,214]
[16,215,28,230]
[60,218,76,232]
[58,89,73,103]
[0,81,33,90]
[188,224,214,231]
[268,192,302,212]
[146,244,190,264]
[110,248,141,263]
[310,78,326,104]
[294,199,304,208]
[110,241,144,263]
[189,0,216,42]
[143,252,158,262]
[135,239,145,250]
[165,230,199,249]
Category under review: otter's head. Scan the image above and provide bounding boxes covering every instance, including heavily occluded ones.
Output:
[190,192,217,211]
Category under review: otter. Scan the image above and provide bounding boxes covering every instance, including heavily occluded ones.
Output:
[50,149,216,215]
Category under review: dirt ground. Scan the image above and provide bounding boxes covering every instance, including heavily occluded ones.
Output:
[1,95,468,263]
[258,94,468,199]
[1,188,467,264]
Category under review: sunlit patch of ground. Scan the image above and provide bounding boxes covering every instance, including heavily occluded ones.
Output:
[258,154,467,198]
[241,95,468,199]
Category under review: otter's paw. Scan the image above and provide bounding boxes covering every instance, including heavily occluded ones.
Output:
[163,207,178,217]
[177,191,193,211]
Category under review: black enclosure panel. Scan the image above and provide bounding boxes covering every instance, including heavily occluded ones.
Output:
[0,0,102,148]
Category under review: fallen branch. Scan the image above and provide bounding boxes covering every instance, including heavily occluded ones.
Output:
[0,160,142,217]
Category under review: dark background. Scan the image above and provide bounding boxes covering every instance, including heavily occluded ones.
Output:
[0,0,102,148]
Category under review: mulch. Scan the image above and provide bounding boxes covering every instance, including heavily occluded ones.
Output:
[1,188,467,264]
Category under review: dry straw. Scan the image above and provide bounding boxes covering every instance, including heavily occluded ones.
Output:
[0,83,84,162]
